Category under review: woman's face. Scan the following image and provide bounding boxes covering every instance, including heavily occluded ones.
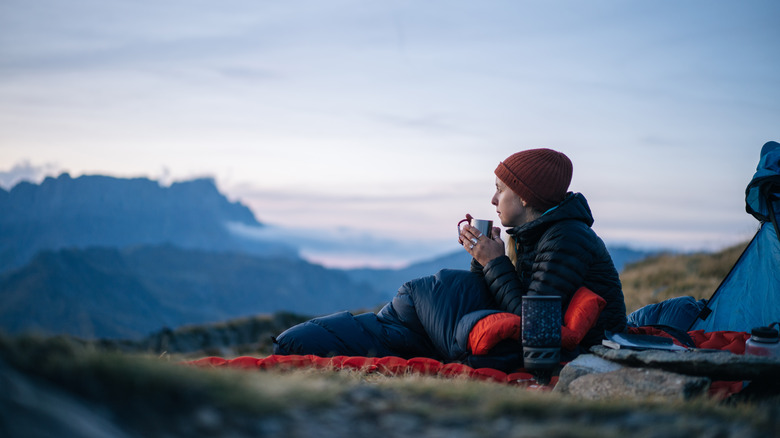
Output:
[491,177,534,227]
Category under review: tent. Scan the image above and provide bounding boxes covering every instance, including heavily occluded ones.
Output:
[628,141,780,333]
[688,141,780,332]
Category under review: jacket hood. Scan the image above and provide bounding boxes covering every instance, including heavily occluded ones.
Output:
[506,192,594,239]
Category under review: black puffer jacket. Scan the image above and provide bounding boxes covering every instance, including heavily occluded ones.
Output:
[471,192,626,347]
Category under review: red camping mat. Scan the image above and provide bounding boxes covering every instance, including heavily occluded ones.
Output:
[183,329,754,398]
[185,354,557,390]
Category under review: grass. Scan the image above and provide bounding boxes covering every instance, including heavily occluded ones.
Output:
[619,241,749,313]
[2,333,777,437]
[2,240,776,436]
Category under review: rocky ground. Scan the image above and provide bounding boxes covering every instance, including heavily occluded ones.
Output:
[1,335,778,438]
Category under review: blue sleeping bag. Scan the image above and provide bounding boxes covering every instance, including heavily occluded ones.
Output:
[273,269,523,371]
[626,296,707,331]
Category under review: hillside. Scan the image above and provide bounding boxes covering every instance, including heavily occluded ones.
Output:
[0,245,384,339]
[620,241,749,313]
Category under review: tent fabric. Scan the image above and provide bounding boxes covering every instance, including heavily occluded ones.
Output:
[690,223,780,332]
[745,141,780,223]
[691,141,780,332]
[629,141,780,334]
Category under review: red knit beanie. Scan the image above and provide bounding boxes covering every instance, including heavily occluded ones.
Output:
[494,148,573,211]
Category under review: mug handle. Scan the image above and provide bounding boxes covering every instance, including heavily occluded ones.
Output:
[457,218,469,242]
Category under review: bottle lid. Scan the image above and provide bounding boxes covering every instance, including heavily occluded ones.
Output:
[751,325,780,341]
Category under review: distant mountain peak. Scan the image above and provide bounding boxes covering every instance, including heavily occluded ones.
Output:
[0,173,295,272]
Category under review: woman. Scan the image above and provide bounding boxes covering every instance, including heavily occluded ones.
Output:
[459,148,626,349]
[274,148,625,367]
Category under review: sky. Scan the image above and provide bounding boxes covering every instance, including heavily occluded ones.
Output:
[1,1,778,268]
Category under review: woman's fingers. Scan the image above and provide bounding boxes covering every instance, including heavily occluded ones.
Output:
[460,223,480,241]
[460,225,477,251]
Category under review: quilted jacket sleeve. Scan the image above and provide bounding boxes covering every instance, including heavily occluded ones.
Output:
[470,257,485,274]
[482,220,597,316]
[482,255,523,314]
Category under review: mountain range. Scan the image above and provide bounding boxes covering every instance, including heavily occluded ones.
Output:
[0,244,390,339]
[0,173,658,340]
[0,173,296,273]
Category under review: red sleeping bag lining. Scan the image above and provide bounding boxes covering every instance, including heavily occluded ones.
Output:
[468,287,607,354]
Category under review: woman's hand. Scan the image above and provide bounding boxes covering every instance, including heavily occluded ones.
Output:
[459,214,504,266]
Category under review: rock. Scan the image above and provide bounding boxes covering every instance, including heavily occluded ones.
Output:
[568,367,711,401]
[590,345,780,382]
[553,354,624,394]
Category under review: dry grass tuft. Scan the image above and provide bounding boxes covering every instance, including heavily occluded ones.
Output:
[620,241,749,313]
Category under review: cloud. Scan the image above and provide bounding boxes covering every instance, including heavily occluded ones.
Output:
[226,221,456,268]
[369,111,472,135]
[0,161,62,190]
